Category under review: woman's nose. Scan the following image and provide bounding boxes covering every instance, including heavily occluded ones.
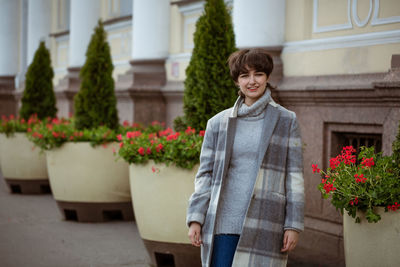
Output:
[249,75,255,84]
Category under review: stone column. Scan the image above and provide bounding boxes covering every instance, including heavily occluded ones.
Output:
[116,0,170,125]
[55,0,100,117]
[0,0,19,116]
[27,0,52,66]
[233,0,285,88]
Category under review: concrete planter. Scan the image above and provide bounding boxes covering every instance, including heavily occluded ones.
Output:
[129,161,201,267]
[0,133,50,194]
[46,142,133,222]
[343,207,400,267]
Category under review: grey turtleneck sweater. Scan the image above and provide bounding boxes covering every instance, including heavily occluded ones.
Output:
[215,91,271,235]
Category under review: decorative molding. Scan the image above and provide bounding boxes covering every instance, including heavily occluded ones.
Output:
[352,0,373,27]
[371,0,400,25]
[313,0,353,33]
[104,19,132,32]
[283,29,400,53]
[103,15,132,26]
[313,0,400,33]
[178,1,204,16]
[167,53,192,62]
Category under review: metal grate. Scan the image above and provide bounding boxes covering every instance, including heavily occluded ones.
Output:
[342,133,382,154]
[331,132,382,163]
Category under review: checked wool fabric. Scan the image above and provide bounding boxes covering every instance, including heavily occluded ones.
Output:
[187,96,305,267]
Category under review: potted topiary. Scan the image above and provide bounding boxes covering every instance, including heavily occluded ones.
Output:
[120,0,237,266]
[312,143,400,267]
[33,20,134,222]
[0,41,56,194]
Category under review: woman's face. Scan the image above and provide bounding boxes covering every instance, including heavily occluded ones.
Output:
[236,67,269,106]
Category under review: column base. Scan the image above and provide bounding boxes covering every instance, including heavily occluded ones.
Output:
[116,59,167,125]
[54,67,82,117]
[0,75,17,116]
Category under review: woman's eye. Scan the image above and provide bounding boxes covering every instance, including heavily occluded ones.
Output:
[239,74,248,78]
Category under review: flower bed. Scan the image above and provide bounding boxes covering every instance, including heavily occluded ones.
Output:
[117,125,205,170]
[313,146,400,223]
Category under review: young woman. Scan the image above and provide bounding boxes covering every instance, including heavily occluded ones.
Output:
[187,48,305,267]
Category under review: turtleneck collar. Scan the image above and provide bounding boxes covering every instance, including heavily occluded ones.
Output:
[237,89,271,118]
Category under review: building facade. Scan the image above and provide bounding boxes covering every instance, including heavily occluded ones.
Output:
[0,0,399,265]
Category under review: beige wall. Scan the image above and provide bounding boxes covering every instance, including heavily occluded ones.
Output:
[283,0,400,76]
[49,0,133,85]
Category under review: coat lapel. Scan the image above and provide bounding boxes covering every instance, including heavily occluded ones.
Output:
[256,101,280,168]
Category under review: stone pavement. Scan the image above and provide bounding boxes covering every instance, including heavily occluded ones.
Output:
[0,171,152,267]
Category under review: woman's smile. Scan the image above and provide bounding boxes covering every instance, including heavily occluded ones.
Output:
[237,67,268,106]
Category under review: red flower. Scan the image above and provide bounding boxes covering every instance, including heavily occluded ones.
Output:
[166,132,180,141]
[138,147,145,156]
[323,182,336,194]
[146,147,151,154]
[185,126,196,135]
[159,128,173,137]
[119,142,124,148]
[312,164,320,174]
[52,131,59,138]
[329,156,341,170]
[354,174,367,183]
[156,143,163,152]
[123,120,130,127]
[27,128,32,133]
[126,131,141,139]
[199,130,205,137]
[361,157,374,168]
[117,134,122,141]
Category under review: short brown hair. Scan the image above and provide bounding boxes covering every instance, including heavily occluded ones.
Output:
[227,48,274,82]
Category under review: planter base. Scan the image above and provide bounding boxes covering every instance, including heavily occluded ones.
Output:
[5,178,51,194]
[143,239,201,267]
[56,200,134,222]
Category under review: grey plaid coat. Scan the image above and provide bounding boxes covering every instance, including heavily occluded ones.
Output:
[187,96,305,267]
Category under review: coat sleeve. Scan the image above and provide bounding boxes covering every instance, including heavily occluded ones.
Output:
[284,114,305,232]
[186,119,217,227]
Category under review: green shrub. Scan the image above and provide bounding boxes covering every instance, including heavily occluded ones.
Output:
[175,0,237,131]
[74,20,118,130]
[392,122,400,165]
[19,41,57,120]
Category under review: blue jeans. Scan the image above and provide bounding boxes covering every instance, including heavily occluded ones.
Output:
[210,234,240,267]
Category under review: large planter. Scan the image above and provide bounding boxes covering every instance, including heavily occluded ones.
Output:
[46,142,133,222]
[130,161,201,267]
[343,207,400,267]
[0,133,50,194]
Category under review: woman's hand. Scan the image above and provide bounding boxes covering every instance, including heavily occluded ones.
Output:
[281,230,299,253]
[188,222,203,247]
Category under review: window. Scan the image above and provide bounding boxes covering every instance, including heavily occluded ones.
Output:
[107,0,132,18]
[57,0,70,31]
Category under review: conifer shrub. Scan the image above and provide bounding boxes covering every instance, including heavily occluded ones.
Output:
[392,122,400,165]
[174,0,237,131]
[20,41,57,120]
[74,20,118,130]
